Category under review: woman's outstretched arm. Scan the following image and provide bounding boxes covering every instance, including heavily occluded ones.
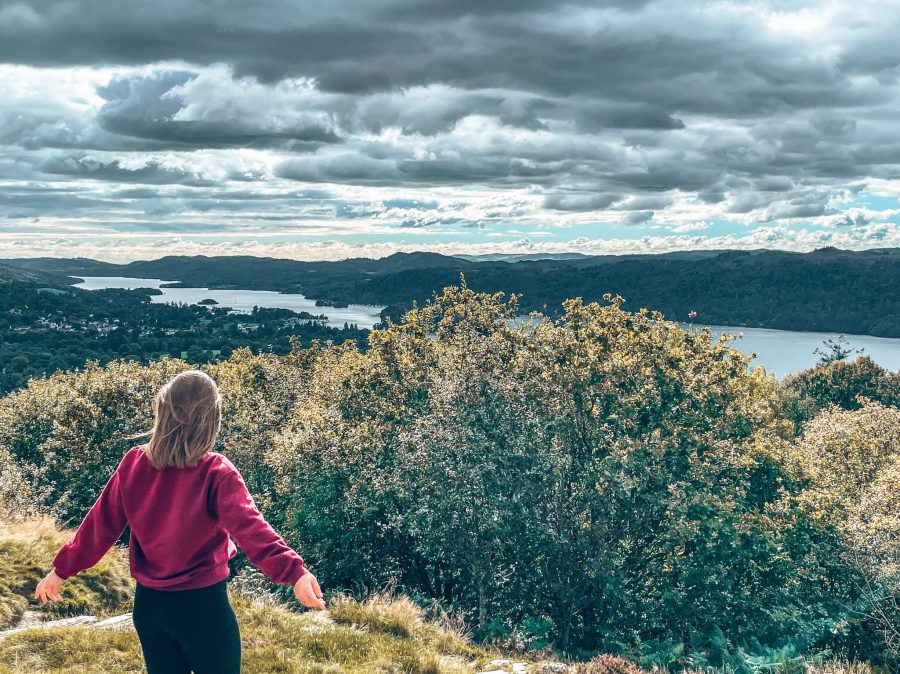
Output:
[35,455,129,602]
[213,461,324,609]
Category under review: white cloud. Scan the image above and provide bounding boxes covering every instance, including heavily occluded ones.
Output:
[1,1,900,257]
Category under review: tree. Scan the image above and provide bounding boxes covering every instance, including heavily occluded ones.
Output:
[785,401,900,659]
[779,356,900,433]
[814,335,864,366]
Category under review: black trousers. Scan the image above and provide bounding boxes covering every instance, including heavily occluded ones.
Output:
[132,579,241,674]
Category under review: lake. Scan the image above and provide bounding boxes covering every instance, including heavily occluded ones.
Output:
[72,276,386,330]
[680,323,900,377]
[75,276,900,376]
[507,319,900,378]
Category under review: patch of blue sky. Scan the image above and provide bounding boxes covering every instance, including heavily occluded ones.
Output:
[849,194,900,211]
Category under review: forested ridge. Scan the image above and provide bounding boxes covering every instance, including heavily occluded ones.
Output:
[2,283,899,672]
[5,246,899,336]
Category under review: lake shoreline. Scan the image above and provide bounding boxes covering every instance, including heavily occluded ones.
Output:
[71,276,386,331]
[73,276,900,377]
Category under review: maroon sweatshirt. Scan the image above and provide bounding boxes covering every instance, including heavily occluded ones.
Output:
[52,445,307,590]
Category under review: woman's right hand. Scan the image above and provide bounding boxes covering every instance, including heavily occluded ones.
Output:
[293,572,325,610]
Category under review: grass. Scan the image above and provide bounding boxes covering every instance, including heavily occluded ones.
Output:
[802,662,886,674]
[0,595,490,674]
[0,517,132,631]
[0,518,558,673]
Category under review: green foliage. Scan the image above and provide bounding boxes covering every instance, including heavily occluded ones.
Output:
[2,281,895,669]
[779,357,900,432]
[814,336,865,366]
[782,401,900,659]
[265,284,858,663]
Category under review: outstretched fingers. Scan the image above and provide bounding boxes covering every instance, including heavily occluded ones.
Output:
[311,576,323,600]
[301,581,325,609]
[35,581,50,605]
[34,576,63,605]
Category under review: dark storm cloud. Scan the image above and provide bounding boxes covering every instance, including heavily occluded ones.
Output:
[377,0,652,21]
[0,0,880,108]
[2,0,900,233]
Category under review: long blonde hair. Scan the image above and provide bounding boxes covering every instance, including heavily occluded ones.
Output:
[139,370,222,470]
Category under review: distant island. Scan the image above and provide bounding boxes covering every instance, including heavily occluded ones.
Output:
[3,246,900,337]
[197,298,218,305]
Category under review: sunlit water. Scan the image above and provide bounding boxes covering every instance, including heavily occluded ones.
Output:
[509,317,900,377]
[73,276,386,330]
[676,323,900,377]
[74,277,900,376]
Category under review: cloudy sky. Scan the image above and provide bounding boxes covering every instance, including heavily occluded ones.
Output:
[2,0,900,261]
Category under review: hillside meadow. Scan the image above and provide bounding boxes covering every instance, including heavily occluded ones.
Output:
[1,283,899,672]
[0,518,534,673]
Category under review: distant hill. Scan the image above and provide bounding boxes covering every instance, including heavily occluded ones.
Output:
[453,252,592,262]
[4,247,900,337]
[0,257,121,278]
[0,261,73,286]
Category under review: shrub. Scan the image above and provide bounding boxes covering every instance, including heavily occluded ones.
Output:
[571,654,646,674]
[779,356,900,433]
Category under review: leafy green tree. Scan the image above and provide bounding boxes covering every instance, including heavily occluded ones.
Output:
[269,283,858,663]
[779,357,900,433]
[784,401,900,660]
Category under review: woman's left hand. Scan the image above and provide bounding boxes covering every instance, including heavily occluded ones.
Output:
[34,569,65,604]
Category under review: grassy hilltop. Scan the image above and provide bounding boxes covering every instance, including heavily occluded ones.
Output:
[0,518,547,674]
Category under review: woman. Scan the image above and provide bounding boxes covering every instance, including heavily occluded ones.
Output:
[34,369,324,674]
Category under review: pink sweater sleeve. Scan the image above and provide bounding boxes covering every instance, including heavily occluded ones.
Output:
[52,456,129,580]
[214,463,307,586]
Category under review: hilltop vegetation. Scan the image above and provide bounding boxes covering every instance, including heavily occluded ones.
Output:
[0,519,527,674]
[1,283,898,672]
[6,246,900,336]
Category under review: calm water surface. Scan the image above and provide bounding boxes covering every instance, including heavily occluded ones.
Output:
[676,323,900,377]
[73,276,386,330]
[510,317,900,377]
[75,277,900,376]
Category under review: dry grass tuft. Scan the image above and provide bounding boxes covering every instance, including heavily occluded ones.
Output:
[803,660,884,674]
[0,516,132,630]
[328,591,424,638]
[571,654,647,674]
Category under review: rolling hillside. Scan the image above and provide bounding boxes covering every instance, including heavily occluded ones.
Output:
[4,247,900,336]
